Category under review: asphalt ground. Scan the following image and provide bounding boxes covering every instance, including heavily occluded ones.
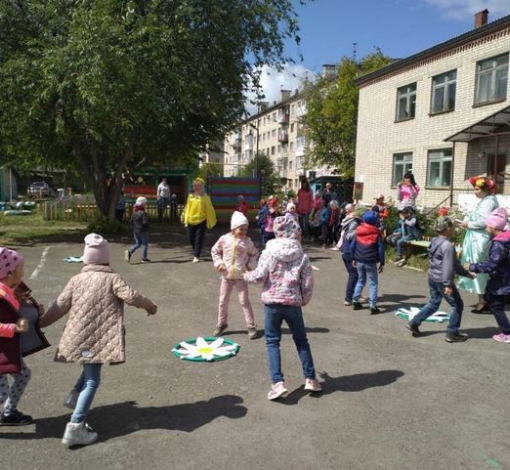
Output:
[1,225,509,470]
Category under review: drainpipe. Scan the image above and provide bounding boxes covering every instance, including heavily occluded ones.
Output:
[449,142,456,206]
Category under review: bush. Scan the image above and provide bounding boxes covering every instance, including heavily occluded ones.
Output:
[87,217,126,235]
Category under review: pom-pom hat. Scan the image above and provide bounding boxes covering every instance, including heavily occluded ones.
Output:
[83,233,111,265]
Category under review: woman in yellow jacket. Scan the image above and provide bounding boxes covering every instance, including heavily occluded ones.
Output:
[181,178,217,263]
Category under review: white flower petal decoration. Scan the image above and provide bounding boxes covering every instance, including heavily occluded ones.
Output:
[172,336,240,362]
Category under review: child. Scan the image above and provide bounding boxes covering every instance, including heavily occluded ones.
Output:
[170,193,179,222]
[244,216,321,400]
[285,202,298,220]
[394,206,422,265]
[0,248,32,426]
[351,210,385,314]
[386,213,403,248]
[40,233,157,447]
[125,196,150,263]
[309,199,325,243]
[321,200,339,248]
[467,208,510,343]
[115,191,126,222]
[235,194,249,217]
[256,198,268,247]
[406,217,474,343]
[262,196,280,247]
[211,212,259,339]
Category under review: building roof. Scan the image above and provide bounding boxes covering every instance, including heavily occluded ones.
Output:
[356,13,510,87]
[445,104,510,142]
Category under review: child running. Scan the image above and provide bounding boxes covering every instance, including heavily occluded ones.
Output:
[125,196,150,263]
[466,208,510,343]
[211,211,259,339]
[406,217,474,343]
[0,248,33,426]
[40,233,157,448]
[244,216,321,400]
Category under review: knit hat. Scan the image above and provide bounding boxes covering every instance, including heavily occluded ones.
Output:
[135,196,147,206]
[231,211,249,230]
[374,193,385,200]
[83,233,111,265]
[273,216,301,239]
[0,247,24,280]
[362,210,379,226]
[433,216,454,233]
[286,202,296,212]
[485,207,508,230]
[354,204,368,218]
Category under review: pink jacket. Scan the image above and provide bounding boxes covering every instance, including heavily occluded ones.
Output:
[296,189,313,215]
[244,238,313,306]
[211,233,259,280]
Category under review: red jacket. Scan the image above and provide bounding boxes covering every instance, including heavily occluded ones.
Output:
[0,284,22,374]
[296,189,313,215]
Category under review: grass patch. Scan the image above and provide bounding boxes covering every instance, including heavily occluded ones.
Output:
[386,246,429,272]
[0,212,88,245]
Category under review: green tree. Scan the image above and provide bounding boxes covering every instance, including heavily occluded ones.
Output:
[0,0,306,219]
[301,48,393,177]
[237,153,280,197]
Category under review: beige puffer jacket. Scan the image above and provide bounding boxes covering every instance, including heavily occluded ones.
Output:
[39,265,156,364]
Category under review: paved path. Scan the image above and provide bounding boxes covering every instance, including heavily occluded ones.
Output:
[1,228,509,470]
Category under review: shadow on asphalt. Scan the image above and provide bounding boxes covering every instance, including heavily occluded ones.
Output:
[278,370,405,406]
[0,395,247,443]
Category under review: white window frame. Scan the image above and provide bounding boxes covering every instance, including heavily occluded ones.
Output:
[431,70,457,114]
[427,149,452,188]
[475,53,509,105]
[396,83,417,121]
[392,153,413,186]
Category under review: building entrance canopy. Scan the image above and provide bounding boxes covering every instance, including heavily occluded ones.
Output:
[445,104,510,142]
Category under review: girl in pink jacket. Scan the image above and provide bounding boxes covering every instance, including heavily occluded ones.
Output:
[211,212,259,339]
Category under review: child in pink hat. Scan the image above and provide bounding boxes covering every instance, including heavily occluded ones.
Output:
[466,207,510,343]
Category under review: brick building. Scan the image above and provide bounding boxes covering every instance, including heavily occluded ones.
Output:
[355,10,510,209]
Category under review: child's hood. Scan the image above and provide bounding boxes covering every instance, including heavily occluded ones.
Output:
[493,230,510,244]
[265,238,303,263]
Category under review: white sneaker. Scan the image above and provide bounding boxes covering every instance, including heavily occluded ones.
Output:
[192,257,200,263]
[62,422,98,448]
[63,390,80,409]
[267,381,288,400]
[304,378,322,393]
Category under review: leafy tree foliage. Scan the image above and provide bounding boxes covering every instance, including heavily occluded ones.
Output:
[237,152,280,197]
[301,48,393,177]
[0,0,305,218]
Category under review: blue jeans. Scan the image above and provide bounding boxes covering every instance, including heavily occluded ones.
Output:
[264,304,316,384]
[130,231,148,259]
[409,279,463,334]
[353,262,379,307]
[188,221,207,257]
[298,213,310,238]
[487,292,510,334]
[71,364,102,423]
[342,253,358,303]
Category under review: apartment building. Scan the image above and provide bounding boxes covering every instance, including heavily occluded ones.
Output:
[355,10,510,208]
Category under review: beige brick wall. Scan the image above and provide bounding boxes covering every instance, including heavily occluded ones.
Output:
[355,28,510,208]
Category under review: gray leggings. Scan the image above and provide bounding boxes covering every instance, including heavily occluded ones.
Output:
[0,361,31,415]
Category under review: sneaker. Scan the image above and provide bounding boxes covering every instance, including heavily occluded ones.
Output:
[304,378,322,393]
[369,306,381,315]
[358,296,368,303]
[124,250,131,263]
[396,259,407,267]
[352,301,362,310]
[62,422,98,448]
[445,332,469,343]
[393,256,403,263]
[492,332,510,344]
[267,381,288,400]
[344,300,352,306]
[192,257,200,263]
[213,324,228,337]
[64,389,80,409]
[0,410,33,426]
[406,321,421,337]
[141,258,151,263]
[247,327,258,340]
[330,246,339,251]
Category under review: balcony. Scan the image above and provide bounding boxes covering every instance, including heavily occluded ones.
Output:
[233,132,241,141]
[232,141,241,151]
[277,112,289,124]
[278,131,288,143]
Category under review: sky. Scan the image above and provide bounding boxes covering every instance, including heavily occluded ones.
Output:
[249,0,510,112]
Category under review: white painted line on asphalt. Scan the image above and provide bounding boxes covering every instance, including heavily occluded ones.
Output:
[30,247,51,280]
[312,265,320,271]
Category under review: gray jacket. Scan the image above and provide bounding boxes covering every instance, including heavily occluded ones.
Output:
[428,237,470,287]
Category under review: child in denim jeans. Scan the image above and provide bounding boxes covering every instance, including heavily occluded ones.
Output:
[351,210,385,314]
[394,206,422,265]
[406,217,474,342]
[244,216,321,400]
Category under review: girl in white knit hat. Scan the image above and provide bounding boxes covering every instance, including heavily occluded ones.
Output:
[211,211,259,339]
[40,233,157,448]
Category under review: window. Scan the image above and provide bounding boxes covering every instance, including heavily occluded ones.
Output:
[427,149,452,187]
[396,83,417,121]
[290,123,295,133]
[392,153,413,186]
[272,129,276,138]
[271,146,275,155]
[431,70,457,114]
[475,53,509,105]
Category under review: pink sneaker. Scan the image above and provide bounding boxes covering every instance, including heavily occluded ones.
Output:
[304,378,322,392]
[267,381,288,400]
[492,333,510,343]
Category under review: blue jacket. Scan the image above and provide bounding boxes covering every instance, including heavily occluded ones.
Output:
[351,223,385,265]
[470,230,510,295]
